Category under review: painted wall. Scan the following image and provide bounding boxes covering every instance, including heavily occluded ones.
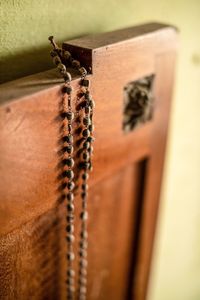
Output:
[1,1,200,299]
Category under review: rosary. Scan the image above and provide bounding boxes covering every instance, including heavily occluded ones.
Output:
[48,36,95,300]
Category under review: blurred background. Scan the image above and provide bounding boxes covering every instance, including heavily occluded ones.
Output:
[0,1,200,299]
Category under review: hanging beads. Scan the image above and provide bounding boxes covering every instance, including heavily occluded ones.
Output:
[62,80,76,300]
[49,36,76,300]
[49,35,94,300]
[76,74,94,300]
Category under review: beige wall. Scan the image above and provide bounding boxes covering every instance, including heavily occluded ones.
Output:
[1,1,200,299]
[147,2,200,299]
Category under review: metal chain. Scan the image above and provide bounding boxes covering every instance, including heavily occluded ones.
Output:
[48,36,94,300]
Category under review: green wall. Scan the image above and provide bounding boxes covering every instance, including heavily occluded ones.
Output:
[1,1,200,300]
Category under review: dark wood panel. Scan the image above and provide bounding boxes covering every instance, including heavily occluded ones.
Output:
[0,162,144,300]
[87,163,142,300]
[0,205,65,300]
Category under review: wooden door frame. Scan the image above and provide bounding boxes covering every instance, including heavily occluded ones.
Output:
[0,23,178,300]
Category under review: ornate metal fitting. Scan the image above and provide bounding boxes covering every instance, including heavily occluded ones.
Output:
[123,75,154,132]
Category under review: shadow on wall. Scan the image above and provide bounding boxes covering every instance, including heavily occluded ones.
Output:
[0,34,88,84]
[0,46,53,84]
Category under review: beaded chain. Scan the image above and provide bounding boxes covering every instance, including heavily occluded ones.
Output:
[48,36,94,300]
[77,78,94,300]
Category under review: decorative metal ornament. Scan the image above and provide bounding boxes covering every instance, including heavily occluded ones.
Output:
[48,36,95,300]
[123,75,154,132]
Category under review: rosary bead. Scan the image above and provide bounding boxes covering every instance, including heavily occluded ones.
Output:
[67,193,74,201]
[57,63,67,74]
[67,252,75,261]
[81,183,88,191]
[87,146,93,154]
[66,234,75,242]
[81,192,87,199]
[80,286,87,294]
[53,55,61,66]
[89,99,95,108]
[79,249,87,258]
[63,50,71,60]
[83,117,90,126]
[62,85,72,95]
[88,124,94,132]
[82,152,90,161]
[82,173,89,180]
[57,48,63,56]
[84,91,90,100]
[82,129,90,138]
[68,124,72,132]
[64,158,74,168]
[79,259,88,268]
[81,79,90,87]
[79,67,87,77]
[67,269,75,277]
[79,277,87,285]
[85,106,90,114]
[82,201,87,210]
[64,145,74,154]
[79,294,86,300]
[50,50,57,57]
[87,136,95,143]
[72,59,81,69]
[67,203,75,212]
[66,111,74,121]
[79,268,87,276]
[62,158,69,165]
[63,146,69,153]
[67,286,75,294]
[83,141,90,149]
[80,231,88,239]
[63,72,72,82]
[81,86,87,94]
[66,277,75,285]
[67,181,75,191]
[63,170,68,178]
[63,135,73,144]
[66,224,74,233]
[66,215,75,223]
[80,211,88,220]
[83,162,90,170]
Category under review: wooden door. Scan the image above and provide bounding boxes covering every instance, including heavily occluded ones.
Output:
[0,23,178,300]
